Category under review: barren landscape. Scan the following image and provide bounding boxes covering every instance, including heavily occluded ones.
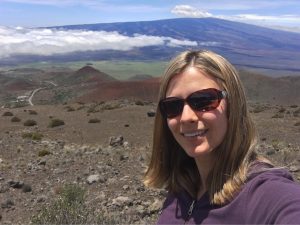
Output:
[0,64,300,224]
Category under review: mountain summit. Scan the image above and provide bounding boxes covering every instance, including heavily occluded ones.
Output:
[70,65,115,84]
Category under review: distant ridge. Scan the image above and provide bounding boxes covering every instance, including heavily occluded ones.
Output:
[51,18,300,74]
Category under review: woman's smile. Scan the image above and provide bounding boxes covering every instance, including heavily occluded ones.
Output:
[181,129,208,138]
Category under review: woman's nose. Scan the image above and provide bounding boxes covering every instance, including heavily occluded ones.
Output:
[180,103,198,123]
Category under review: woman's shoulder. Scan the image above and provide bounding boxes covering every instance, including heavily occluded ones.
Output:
[246,163,300,193]
[242,165,300,224]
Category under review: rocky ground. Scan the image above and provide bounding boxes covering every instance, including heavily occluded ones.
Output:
[0,100,300,224]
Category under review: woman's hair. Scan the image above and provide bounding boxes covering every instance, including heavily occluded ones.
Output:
[144,50,260,205]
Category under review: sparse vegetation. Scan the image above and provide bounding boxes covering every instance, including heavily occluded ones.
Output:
[251,104,268,113]
[2,111,13,116]
[88,118,101,123]
[102,102,122,110]
[48,119,65,128]
[31,184,138,225]
[278,107,286,113]
[22,132,43,141]
[272,113,284,119]
[28,110,38,115]
[31,184,91,224]
[135,100,144,106]
[38,149,51,157]
[54,90,72,103]
[65,106,75,112]
[23,119,37,126]
[294,121,300,126]
[77,105,85,111]
[11,116,21,122]
[87,106,99,113]
[293,108,300,117]
[290,105,298,108]
[86,102,104,113]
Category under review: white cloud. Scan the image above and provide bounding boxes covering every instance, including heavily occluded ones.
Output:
[0,26,197,58]
[171,5,212,18]
[216,14,300,29]
[231,14,300,22]
[165,38,198,47]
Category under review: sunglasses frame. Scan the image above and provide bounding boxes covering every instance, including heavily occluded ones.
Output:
[159,88,227,118]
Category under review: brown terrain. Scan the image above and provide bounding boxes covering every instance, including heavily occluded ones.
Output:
[0,65,300,224]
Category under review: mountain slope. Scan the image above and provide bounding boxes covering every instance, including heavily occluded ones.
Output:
[67,65,116,84]
[51,18,300,73]
[60,18,300,51]
[3,18,299,74]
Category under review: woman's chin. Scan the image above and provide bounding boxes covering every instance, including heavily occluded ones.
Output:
[185,145,214,158]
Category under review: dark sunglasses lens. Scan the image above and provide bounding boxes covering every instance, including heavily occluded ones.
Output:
[160,98,183,118]
[188,90,220,111]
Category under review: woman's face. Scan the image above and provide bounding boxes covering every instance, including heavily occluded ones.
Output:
[165,67,228,161]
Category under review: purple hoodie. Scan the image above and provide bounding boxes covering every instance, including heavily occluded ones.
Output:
[157,168,300,224]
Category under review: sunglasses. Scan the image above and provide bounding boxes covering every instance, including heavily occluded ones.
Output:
[159,88,227,118]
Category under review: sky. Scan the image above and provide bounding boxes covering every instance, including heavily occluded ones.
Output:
[0,0,299,28]
[0,0,299,60]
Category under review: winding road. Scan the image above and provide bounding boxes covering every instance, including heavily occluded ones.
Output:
[28,87,45,106]
[28,81,58,106]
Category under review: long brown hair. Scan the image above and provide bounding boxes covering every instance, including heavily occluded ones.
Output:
[144,50,260,205]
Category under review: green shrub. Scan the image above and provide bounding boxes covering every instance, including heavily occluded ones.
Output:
[31,184,140,225]
[293,108,300,117]
[48,119,65,128]
[11,116,21,122]
[38,149,51,157]
[23,119,37,126]
[251,105,267,113]
[65,106,75,112]
[272,113,284,119]
[31,184,90,225]
[28,110,38,115]
[278,107,286,113]
[102,102,121,110]
[77,106,85,111]
[135,100,144,106]
[22,132,43,141]
[87,106,98,113]
[88,118,101,123]
[2,111,13,116]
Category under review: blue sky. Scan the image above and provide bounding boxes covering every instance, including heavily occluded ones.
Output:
[0,0,299,29]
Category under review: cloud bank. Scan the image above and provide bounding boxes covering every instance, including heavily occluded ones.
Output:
[171,5,212,18]
[0,27,197,59]
[171,4,300,30]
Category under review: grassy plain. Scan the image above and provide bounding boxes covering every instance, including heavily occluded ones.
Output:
[11,60,168,80]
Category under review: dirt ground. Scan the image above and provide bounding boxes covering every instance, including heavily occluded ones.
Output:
[0,100,299,224]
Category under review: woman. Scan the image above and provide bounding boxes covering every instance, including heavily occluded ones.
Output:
[144,50,300,224]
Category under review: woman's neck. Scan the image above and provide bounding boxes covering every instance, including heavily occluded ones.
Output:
[194,154,215,199]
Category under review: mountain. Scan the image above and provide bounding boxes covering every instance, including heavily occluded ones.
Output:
[53,18,300,74]
[2,18,300,75]
[67,65,116,84]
